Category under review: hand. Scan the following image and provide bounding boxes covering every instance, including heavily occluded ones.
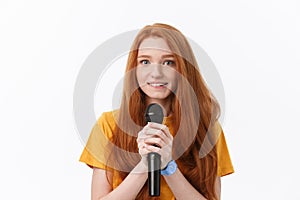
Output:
[136,122,173,169]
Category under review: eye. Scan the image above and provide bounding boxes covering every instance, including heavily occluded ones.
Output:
[162,60,175,66]
[140,60,150,65]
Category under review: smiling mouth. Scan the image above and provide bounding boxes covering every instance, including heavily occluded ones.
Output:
[147,82,168,87]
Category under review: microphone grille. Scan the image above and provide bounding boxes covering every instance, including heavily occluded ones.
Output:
[145,103,164,124]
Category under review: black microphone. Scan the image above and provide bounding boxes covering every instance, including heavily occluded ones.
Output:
[145,103,164,197]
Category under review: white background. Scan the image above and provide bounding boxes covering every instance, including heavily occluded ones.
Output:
[1,0,300,199]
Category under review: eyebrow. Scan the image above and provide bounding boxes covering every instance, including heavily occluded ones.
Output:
[137,54,175,59]
[162,54,175,59]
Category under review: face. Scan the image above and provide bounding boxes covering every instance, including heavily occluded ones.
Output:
[136,37,178,105]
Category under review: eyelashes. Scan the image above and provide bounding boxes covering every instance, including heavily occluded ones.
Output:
[162,60,175,66]
[139,59,176,66]
[140,60,150,65]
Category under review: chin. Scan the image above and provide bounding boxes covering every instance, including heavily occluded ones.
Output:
[147,94,171,101]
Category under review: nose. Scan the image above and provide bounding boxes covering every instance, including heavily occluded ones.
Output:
[150,64,163,78]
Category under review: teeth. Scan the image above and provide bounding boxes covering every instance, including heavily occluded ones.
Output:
[149,83,166,87]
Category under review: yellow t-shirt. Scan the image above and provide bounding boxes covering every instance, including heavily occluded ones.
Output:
[80,110,234,199]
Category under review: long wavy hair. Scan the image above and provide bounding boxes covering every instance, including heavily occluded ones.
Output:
[106,23,220,200]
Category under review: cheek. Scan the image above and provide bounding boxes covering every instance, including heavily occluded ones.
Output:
[136,68,145,86]
[169,72,179,90]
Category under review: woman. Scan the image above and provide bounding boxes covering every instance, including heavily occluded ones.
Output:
[80,23,234,200]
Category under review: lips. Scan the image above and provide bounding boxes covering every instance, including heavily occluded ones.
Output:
[147,82,168,87]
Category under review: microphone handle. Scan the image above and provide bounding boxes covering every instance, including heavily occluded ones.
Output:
[148,152,161,196]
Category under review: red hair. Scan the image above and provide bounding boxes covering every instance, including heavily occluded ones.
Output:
[106,23,220,200]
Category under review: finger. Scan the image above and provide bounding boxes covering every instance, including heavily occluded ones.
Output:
[159,124,172,138]
[137,141,145,148]
[138,125,157,138]
[147,123,172,139]
[144,129,167,142]
[145,127,167,138]
[136,137,142,143]
[145,144,161,153]
[147,122,166,130]
[139,145,152,156]
[138,129,147,138]
[136,136,146,143]
[144,137,164,148]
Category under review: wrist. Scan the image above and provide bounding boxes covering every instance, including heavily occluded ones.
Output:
[162,156,173,169]
[132,160,148,174]
[161,160,177,176]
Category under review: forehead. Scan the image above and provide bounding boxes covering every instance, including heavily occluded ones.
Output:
[138,37,172,53]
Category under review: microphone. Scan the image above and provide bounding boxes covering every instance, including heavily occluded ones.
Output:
[145,103,164,197]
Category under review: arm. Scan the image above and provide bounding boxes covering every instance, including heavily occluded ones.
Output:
[163,172,221,200]
[138,122,221,200]
[91,168,112,199]
[91,162,148,200]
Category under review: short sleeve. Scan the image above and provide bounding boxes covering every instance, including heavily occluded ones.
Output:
[214,122,234,177]
[79,111,116,170]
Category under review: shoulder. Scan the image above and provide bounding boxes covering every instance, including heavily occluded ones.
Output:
[212,121,235,176]
[211,121,222,136]
[97,109,119,124]
[96,109,119,139]
[212,121,226,151]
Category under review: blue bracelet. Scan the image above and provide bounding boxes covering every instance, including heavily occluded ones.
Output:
[161,160,177,176]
